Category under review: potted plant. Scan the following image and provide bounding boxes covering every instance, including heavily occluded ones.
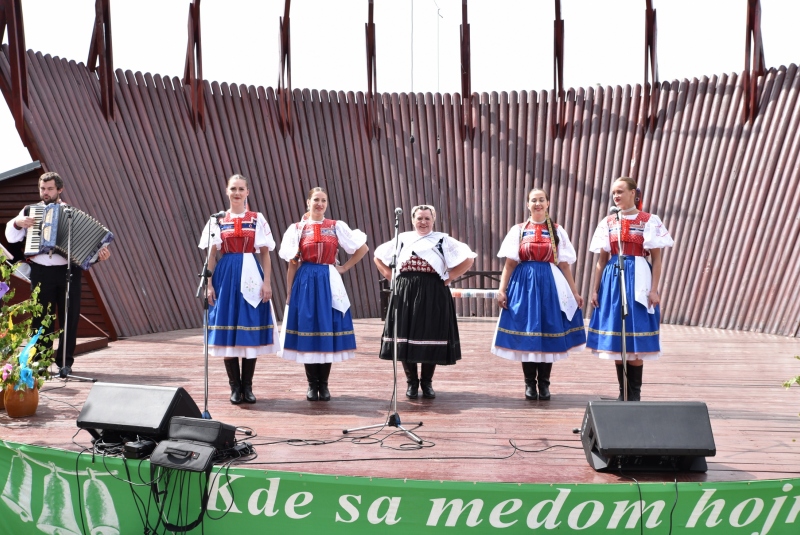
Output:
[0,253,59,417]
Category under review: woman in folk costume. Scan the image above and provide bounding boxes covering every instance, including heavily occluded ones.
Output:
[199,174,276,405]
[374,205,476,399]
[492,188,586,401]
[278,187,368,401]
[587,177,674,401]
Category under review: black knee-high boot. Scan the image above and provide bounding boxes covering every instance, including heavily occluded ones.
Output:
[318,363,332,401]
[402,362,420,398]
[224,358,243,405]
[420,363,436,399]
[241,358,257,404]
[304,364,319,401]
[627,365,643,402]
[522,362,538,400]
[615,363,625,401]
[537,363,552,401]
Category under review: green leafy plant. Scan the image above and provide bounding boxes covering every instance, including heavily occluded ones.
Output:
[783,355,800,389]
[0,253,59,394]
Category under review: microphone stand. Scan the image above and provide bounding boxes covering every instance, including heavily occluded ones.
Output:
[613,209,629,401]
[344,209,423,444]
[195,215,218,420]
[58,207,95,383]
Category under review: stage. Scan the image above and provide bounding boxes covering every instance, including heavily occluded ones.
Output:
[2,318,798,484]
[2,319,800,534]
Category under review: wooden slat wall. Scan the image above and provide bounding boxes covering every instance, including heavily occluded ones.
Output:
[2,45,799,337]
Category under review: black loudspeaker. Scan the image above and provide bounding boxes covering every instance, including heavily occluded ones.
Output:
[580,401,716,472]
[77,383,201,441]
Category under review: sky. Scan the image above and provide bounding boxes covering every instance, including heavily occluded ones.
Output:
[2,0,799,172]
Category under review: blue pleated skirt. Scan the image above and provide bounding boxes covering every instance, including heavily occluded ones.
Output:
[208,253,275,356]
[281,262,356,363]
[587,255,661,358]
[492,261,586,362]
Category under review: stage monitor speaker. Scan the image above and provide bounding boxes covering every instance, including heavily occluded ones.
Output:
[77,382,201,442]
[580,401,716,473]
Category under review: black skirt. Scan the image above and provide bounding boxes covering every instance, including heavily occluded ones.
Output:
[379,272,461,365]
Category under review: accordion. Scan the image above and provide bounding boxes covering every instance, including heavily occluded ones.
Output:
[24,204,114,270]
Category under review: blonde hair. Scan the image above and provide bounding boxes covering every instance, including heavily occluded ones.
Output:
[411,204,436,219]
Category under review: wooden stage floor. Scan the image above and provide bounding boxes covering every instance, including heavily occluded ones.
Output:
[2,319,799,484]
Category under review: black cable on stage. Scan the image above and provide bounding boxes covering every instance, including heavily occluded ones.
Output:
[121,456,151,532]
[509,439,585,454]
[40,387,84,413]
[616,466,645,535]
[668,478,679,535]
[73,447,91,535]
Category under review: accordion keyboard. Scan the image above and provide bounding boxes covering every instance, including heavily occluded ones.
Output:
[23,205,45,256]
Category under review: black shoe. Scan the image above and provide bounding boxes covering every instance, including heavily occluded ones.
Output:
[420,364,436,398]
[224,359,243,405]
[615,363,625,401]
[406,381,419,399]
[305,364,319,401]
[627,365,643,402]
[537,363,552,401]
[522,362,538,400]
[318,363,332,401]
[241,358,257,404]
[58,366,72,379]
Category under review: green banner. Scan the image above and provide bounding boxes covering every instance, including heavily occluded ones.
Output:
[1,441,798,534]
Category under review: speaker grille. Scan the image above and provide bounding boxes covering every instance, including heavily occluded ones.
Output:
[581,401,716,472]
[77,383,201,440]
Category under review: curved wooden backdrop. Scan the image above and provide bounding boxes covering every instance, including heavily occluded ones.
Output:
[2,46,799,338]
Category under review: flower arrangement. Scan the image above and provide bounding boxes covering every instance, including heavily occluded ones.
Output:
[0,253,59,396]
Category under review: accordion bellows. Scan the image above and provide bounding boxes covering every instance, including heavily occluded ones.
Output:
[24,204,114,270]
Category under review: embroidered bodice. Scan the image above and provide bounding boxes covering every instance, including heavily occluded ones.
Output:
[219,211,259,254]
[518,221,559,263]
[297,219,339,264]
[605,212,651,257]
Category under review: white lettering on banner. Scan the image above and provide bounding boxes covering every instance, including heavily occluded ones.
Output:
[488,499,523,528]
[567,500,604,530]
[730,498,764,528]
[285,492,313,519]
[526,488,571,529]
[247,478,282,517]
[427,499,484,527]
[206,474,244,513]
[755,495,788,535]
[686,489,725,528]
[367,497,402,525]
[335,495,361,523]
[607,500,665,529]
[787,493,800,522]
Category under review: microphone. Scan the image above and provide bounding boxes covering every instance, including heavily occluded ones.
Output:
[210,211,226,219]
[394,207,403,216]
[610,207,621,214]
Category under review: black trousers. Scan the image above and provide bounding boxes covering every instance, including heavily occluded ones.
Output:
[29,263,82,368]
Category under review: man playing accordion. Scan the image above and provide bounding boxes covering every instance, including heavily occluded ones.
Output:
[5,172,111,377]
